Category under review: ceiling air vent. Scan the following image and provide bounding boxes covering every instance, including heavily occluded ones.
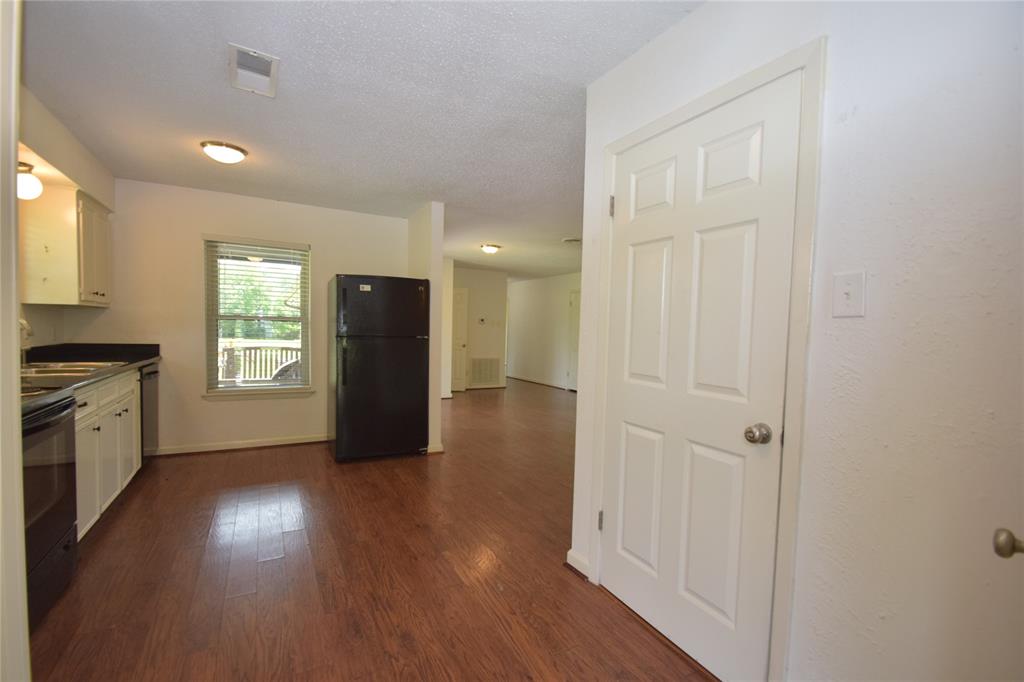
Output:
[229,44,279,98]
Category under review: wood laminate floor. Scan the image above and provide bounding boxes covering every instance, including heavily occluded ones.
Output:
[31,379,708,681]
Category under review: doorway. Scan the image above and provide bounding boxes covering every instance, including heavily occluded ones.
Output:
[451,287,468,392]
[591,41,825,681]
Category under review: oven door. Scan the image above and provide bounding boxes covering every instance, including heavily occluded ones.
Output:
[22,397,77,573]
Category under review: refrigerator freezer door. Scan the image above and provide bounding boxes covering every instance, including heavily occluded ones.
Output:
[334,336,428,460]
[335,275,429,337]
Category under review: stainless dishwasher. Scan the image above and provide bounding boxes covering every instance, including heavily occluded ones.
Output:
[139,363,159,458]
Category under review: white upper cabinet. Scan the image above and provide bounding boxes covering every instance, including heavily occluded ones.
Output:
[19,186,112,306]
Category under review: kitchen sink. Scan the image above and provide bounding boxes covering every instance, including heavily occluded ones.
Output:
[21,361,127,388]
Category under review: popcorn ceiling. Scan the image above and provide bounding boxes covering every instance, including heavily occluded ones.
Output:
[22,1,697,277]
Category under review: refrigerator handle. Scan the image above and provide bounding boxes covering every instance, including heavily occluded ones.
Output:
[340,287,347,328]
[341,343,347,386]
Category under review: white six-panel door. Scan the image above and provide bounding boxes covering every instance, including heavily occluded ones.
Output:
[599,71,803,681]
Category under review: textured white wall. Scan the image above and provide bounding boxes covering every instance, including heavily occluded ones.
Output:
[507,272,581,389]
[61,179,410,454]
[20,304,62,346]
[452,265,508,387]
[573,2,1023,679]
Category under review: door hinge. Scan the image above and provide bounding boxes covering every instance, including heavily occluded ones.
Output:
[608,195,615,218]
[598,509,604,531]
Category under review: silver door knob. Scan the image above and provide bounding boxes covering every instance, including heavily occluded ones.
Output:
[744,423,772,444]
[993,528,1024,558]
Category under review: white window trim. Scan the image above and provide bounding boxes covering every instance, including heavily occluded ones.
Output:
[203,386,315,401]
[203,234,312,397]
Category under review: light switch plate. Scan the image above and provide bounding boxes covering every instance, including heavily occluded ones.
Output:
[832,271,866,318]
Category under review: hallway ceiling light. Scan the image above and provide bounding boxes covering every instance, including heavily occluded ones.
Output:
[200,141,248,164]
[480,244,501,254]
[17,162,43,200]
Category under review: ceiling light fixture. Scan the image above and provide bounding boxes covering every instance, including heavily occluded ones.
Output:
[200,141,248,164]
[480,244,501,254]
[17,162,43,200]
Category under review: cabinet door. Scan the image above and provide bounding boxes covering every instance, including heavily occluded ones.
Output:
[97,407,120,510]
[92,208,112,304]
[117,395,138,488]
[77,196,97,303]
[77,192,111,305]
[75,417,101,539]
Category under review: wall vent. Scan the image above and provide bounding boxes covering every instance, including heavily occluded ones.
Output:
[470,358,501,387]
[229,44,279,98]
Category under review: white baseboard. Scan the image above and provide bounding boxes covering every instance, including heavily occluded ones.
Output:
[507,374,571,390]
[565,549,593,580]
[156,434,328,456]
[466,382,506,390]
[428,442,444,453]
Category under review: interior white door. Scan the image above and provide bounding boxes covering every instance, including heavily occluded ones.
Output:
[567,290,581,390]
[452,287,468,392]
[599,71,802,681]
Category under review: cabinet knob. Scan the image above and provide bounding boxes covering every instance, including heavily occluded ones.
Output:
[92,426,101,432]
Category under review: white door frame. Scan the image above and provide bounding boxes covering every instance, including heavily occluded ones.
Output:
[567,289,580,390]
[1,0,32,678]
[587,38,826,679]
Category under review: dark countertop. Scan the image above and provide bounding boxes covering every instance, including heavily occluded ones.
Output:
[21,344,160,417]
[26,343,160,365]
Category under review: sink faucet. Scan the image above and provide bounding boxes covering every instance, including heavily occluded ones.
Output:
[18,317,33,365]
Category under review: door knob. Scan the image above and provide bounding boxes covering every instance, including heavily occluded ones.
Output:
[744,423,772,444]
[993,528,1024,558]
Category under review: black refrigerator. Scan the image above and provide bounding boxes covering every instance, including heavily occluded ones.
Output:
[328,275,429,461]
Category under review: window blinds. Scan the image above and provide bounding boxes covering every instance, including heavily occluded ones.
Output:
[204,239,310,391]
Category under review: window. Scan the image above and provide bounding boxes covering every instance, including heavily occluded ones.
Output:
[204,238,310,393]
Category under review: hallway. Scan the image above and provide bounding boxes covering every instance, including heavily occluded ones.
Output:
[31,379,706,680]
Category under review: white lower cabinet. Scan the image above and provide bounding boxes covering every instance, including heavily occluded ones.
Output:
[116,394,140,490]
[98,408,119,511]
[74,372,141,539]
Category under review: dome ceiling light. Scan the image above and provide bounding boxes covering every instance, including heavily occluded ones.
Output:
[17,162,43,200]
[200,141,248,164]
[480,244,502,254]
